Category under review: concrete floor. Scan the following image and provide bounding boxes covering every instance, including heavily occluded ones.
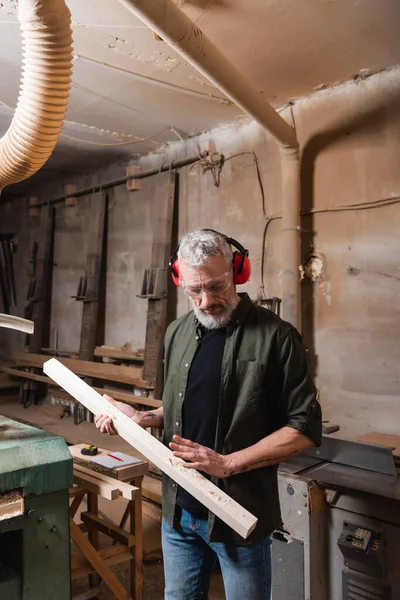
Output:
[71,495,226,600]
[72,555,225,600]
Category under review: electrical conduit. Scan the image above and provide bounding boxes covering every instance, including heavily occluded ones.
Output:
[0,0,73,191]
[117,0,301,329]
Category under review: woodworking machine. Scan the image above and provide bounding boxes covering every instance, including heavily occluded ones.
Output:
[272,435,400,600]
[0,416,73,599]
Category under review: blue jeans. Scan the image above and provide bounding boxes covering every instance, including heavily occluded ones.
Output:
[162,509,271,600]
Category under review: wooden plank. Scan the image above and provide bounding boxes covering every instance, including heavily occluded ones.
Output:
[71,544,133,580]
[29,206,55,353]
[106,478,138,502]
[16,353,150,388]
[41,347,78,358]
[60,382,161,409]
[81,512,135,547]
[87,491,100,588]
[1,366,50,385]
[44,358,258,539]
[95,346,144,357]
[73,470,121,501]
[0,365,161,408]
[143,171,177,398]
[357,433,400,460]
[0,490,24,521]
[79,192,107,362]
[143,302,166,399]
[96,388,161,409]
[0,377,20,391]
[95,346,144,362]
[132,475,143,599]
[102,357,118,364]
[0,314,34,334]
[73,464,138,501]
[69,492,85,519]
[69,486,86,498]
[69,518,133,600]
[17,352,144,382]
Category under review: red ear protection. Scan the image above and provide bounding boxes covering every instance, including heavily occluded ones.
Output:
[232,251,251,285]
[170,257,181,287]
[169,230,251,286]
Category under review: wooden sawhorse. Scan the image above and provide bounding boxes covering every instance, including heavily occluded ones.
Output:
[69,444,149,600]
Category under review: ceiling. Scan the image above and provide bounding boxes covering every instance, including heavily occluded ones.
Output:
[0,0,399,190]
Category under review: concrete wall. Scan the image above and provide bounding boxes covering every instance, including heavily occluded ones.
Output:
[50,170,171,352]
[0,165,162,356]
[296,68,400,439]
[1,66,399,439]
[0,196,32,358]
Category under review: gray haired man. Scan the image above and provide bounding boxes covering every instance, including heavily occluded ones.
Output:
[96,228,322,600]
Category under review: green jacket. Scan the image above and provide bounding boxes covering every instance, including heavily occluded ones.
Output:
[162,293,322,545]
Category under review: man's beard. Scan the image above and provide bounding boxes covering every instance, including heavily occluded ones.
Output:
[193,297,238,330]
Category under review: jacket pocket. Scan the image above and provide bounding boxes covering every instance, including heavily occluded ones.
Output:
[234,359,266,408]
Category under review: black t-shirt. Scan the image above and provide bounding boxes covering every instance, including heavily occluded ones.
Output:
[176,326,226,518]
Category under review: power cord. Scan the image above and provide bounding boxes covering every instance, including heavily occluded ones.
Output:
[0,100,183,147]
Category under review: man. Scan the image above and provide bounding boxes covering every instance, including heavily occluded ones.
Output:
[95,228,322,600]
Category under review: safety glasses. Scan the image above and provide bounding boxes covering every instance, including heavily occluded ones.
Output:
[180,270,232,299]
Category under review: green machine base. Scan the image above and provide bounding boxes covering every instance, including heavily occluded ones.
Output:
[0,416,73,600]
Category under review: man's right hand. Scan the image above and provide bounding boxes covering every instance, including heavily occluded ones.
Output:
[95,394,142,435]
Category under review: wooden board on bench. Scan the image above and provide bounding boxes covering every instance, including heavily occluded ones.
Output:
[69,443,148,481]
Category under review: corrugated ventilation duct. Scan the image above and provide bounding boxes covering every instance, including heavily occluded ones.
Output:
[0,0,73,192]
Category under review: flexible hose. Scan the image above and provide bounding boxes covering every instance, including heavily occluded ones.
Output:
[0,0,73,191]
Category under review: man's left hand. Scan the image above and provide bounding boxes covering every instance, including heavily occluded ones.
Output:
[169,435,231,478]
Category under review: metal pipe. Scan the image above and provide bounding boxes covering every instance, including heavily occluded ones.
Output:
[117,0,297,149]
[35,154,202,207]
[117,0,301,328]
[280,147,301,329]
